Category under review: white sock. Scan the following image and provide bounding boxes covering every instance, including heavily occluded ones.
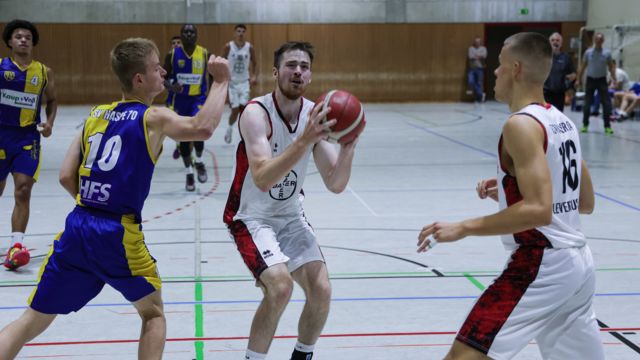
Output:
[245,349,267,360]
[186,166,193,174]
[294,341,315,353]
[195,154,203,164]
[10,232,24,246]
[620,110,628,116]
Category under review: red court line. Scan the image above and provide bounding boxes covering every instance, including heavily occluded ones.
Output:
[141,148,221,224]
[24,328,639,347]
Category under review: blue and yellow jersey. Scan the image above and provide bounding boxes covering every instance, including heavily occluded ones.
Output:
[0,57,48,127]
[77,100,158,221]
[169,45,208,97]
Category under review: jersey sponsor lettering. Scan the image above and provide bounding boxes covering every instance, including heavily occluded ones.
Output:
[548,120,574,135]
[552,198,579,214]
[176,73,203,85]
[269,170,298,200]
[0,89,38,109]
[91,108,139,122]
[79,179,111,203]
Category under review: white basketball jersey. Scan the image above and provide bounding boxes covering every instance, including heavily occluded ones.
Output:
[224,92,315,223]
[228,41,251,83]
[497,103,586,250]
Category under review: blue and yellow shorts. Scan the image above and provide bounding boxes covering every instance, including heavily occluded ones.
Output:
[28,206,161,314]
[171,94,205,117]
[0,124,41,182]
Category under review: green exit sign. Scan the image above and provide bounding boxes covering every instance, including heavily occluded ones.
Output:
[520,8,529,15]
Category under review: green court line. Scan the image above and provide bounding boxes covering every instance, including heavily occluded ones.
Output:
[464,273,486,291]
[1,267,638,286]
[195,280,204,360]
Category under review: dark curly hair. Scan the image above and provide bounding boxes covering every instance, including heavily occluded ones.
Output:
[3,19,39,48]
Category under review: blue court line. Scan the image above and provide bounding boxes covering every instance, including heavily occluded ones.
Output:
[404,121,496,157]
[404,119,640,212]
[1,293,638,311]
[594,191,640,212]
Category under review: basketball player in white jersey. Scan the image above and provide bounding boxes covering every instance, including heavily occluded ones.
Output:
[417,32,605,360]
[223,41,358,360]
[223,24,257,144]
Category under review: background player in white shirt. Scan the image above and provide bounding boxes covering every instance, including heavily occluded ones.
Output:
[223,24,256,144]
[417,32,604,360]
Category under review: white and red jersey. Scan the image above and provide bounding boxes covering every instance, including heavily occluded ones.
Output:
[224,92,315,224]
[497,103,586,250]
[228,41,251,83]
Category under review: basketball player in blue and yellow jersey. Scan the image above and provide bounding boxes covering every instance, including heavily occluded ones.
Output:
[0,38,229,359]
[0,19,58,270]
[164,24,211,191]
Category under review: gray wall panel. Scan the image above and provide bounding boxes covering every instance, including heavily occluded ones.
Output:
[0,0,585,24]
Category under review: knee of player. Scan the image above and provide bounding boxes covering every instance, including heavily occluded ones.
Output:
[306,279,332,304]
[137,304,165,322]
[264,278,294,306]
[13,183,33,202]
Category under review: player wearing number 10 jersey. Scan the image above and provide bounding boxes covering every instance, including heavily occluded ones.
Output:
[418,33,604,359]
[0,38,230,359]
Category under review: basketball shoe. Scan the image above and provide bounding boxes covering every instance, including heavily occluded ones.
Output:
[186,173,196,192]
[195,162,208,183]
[4,243,30,270]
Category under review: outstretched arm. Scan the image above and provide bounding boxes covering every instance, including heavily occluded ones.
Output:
[146,55,230,155]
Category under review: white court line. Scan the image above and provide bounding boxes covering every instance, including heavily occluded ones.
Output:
[194,201,202,279]
[347,185,379,217]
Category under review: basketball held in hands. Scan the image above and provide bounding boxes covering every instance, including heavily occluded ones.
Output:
[315,90,366,144]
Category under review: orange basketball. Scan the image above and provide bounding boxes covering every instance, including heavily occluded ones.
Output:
[315,90,365,144]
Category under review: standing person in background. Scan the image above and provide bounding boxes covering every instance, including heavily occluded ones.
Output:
[223,24,257,144]
[544,32,576,112]
[166,35,183,160]
[163,24,210,191]
[576,32,616,134]
[467,37,487,103]
[0,19,58,270]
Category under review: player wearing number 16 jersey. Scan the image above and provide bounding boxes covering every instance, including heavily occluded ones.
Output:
[417,33,604,359]
[0,38,230,359]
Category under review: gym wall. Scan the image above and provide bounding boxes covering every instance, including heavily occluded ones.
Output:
[0,0,587,103]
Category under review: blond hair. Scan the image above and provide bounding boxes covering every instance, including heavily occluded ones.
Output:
[504,32,552,84]
[110,38,159,92]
